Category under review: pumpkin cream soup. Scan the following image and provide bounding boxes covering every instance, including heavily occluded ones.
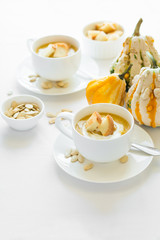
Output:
[75,111,130,140]
[36,42,77,58]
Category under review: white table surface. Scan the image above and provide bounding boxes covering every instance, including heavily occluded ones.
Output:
[1,0,160,239]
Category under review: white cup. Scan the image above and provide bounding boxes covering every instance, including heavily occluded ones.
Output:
[27,35,81,81]
[83,21,125,59]
[55,103,134,163]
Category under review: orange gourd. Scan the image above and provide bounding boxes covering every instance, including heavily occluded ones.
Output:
[86,66,132,106]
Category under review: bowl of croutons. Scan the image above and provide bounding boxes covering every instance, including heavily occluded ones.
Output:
[83,21,125,59]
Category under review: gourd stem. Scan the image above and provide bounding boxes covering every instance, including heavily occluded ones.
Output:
[133,18,143,36]
[146,51,158,68]
[118,64,133,80]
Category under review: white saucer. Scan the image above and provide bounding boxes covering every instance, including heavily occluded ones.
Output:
[17,55,99,96]
[53,125,154,183]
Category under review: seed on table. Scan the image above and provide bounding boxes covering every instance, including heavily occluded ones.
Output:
[49,118,56,124]
[83,163,94,171]
[61,109,72,113]
[29,77,36,82]
[46,112,56,118]
[71,155,78,162]
[119,155,128,163]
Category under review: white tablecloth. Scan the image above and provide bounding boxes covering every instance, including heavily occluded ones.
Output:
[1,0,160,239]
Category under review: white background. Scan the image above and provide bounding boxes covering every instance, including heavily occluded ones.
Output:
[1,0,160,239]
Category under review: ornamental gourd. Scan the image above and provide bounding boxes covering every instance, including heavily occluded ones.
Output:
[86,65,132,106]
[110,18,160,91]
[126,53,160,127]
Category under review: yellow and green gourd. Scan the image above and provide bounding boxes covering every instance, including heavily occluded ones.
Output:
[86,65,132,106]
[110,18,160,91]
[126,53,160,127]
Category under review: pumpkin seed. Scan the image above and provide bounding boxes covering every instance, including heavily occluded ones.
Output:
[25,104,33,109]
[77,154,84,163]
[61,109,72,113]
[11,101,18,108]
[41,81,53,89]
[63,82,69,88]
[71,155,78,162]
[13,112,19,119]
[49,118,56,124]
[29,77,36,82]
[83,163,94,171]
[57,81,65,87]
[46,112,56,118]
[70,149,79,156]
[119,155,128,163]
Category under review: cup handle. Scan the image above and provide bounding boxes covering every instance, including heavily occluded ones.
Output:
[27,38,34,52]
[55,112,73,139]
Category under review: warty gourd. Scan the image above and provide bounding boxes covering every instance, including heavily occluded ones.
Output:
[126,53,160,127]
[110,18,160,91]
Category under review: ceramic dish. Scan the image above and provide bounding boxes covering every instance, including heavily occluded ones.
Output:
[17,55,99,96]
[53,125,154,183]
[0,95,44,131]
[55,103,134,163]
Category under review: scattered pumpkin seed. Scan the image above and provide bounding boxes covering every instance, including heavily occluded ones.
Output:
[29,77,36,82]
[46,112,56,118]
[83,163,94,171]
[49,118,56,124]
[119,155,128,163]
[61,109,72,113]
[71,155,78,162]
[41,81,53,89]
[77,154,84,163]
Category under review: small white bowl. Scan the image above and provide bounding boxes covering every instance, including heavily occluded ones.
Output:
[27,35,81,81]
[0,95,44,131]
[83,21,125,59]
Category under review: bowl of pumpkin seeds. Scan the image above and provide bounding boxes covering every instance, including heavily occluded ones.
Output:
[0,94,44,130]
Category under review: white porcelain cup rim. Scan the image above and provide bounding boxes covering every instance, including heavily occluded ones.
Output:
[27,35,81,60]
[55,103,134,142]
